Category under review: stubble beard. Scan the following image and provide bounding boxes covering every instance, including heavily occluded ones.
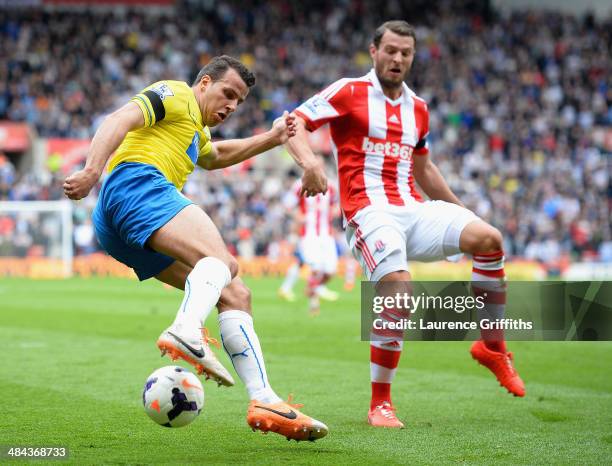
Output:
[375,64,410,95]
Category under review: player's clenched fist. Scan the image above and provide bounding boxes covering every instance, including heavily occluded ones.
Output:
[271,110,297,144]
[300,160,328,197]
[63,168,99,200]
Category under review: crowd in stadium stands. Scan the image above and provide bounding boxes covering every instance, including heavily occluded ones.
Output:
[0,1,610,265]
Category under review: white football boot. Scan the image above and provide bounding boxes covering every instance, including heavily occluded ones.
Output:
[157,325,235,387]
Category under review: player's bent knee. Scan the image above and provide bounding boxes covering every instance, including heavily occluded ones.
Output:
[226,256,239,278]
[461,222,504,254]
[478,227,503,253]
[377,271,412,302]
[218,279,252,312]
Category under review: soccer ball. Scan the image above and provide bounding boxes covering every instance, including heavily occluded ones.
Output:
[142,366,205,427]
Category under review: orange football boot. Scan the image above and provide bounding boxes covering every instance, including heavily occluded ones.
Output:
[247,396,328,441]
[470,340,525,397]
[367,402,405,428]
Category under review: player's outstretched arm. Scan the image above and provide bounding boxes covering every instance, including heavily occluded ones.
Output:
[200,111,296,170]
[284,115,328,197]
[412,154,464,207]
[63,102,144,200]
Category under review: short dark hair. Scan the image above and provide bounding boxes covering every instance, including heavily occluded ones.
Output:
[372,20,416,48]
[192,55,256,88]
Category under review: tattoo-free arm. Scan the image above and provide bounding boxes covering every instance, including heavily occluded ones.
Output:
[284,116,328,196]
[412,154,464,207]
[199,132,280,170]
[198,111,297,170]
[63,102,144,200]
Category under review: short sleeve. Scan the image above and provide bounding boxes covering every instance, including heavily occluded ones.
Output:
[130,81,177,127]
[294,79,353,132]
[199,126,213,158]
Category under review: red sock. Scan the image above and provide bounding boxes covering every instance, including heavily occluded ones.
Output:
[371,382,392,408]
[473,251,507,354]
[370,344,402,409]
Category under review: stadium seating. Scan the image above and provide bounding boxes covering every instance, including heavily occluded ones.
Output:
[0,1,609,265]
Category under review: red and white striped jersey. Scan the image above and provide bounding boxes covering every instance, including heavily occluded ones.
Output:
[294,69,429,222]
[285,180,337,238]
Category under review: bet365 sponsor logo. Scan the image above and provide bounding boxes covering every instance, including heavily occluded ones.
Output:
[362,137,413,160]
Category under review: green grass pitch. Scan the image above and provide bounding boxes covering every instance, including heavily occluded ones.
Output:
[1,276,611,465]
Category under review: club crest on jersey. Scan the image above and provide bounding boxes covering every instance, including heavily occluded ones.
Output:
[362,137,413,160]
[151,83,174,100]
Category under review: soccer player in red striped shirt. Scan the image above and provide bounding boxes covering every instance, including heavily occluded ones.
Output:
[281,178,340,314]
[286,20,525,428]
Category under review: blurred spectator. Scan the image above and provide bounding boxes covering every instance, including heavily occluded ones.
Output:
[0,153,16,199]
[0,1,609,264]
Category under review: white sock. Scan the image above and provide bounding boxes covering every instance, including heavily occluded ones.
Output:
[172,257,232,340]
[280,263,300,292]
[218,310,281,403]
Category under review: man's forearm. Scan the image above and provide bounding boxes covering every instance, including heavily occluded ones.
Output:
[285,120,319,170]
[415,161,464,207]
[208,131,278,169]
[84,114,132,177]
[64,102,143,200]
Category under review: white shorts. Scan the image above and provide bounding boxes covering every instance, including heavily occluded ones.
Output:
[346,202,479,281]
[298,235,338,275]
